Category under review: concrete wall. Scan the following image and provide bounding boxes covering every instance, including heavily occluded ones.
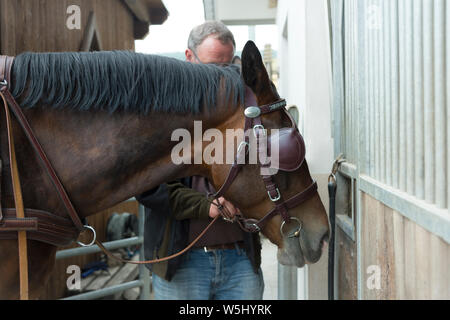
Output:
[276,0,334,300]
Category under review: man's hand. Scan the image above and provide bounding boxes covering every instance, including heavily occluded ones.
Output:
[209,197,238,220]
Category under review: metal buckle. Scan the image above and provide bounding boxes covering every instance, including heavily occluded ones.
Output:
[253,124,266,138]
[222,216,235,223]
[268,188,281,202]
[280,217,302,238]
[246,222,260,233]
[77,225,97,247]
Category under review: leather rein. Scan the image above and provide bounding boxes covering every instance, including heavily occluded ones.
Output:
[0,55,317,299]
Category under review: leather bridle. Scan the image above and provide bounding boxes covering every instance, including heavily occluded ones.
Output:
[209,86,318,238]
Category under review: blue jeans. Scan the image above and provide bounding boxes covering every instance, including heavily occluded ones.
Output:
[152,247,264,300]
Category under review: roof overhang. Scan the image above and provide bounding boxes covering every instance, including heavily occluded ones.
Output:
[123,0,169,39]
[203,0,277,25]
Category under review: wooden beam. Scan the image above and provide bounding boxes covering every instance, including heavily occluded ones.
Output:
[122,0,168,39]
[123,0,151,23]
[80,12,103,52]
[149,7,169,25]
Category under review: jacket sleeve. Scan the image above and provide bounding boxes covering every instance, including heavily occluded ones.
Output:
[166,181,211,220]
[135,184,169,210]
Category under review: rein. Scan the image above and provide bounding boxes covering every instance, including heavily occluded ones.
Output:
[0,89,30,300]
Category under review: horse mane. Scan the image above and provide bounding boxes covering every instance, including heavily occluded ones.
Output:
[11,51,244,114]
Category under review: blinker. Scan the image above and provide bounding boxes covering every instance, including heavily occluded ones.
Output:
[244,106,261,118]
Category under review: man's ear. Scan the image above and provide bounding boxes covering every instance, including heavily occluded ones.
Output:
[185,49,194,62]
[241,41,271,95]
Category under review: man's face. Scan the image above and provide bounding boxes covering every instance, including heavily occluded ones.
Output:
[186,35,234,64]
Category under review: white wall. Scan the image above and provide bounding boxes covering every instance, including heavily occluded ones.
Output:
[213,0,277,25]
[278,0,334,174]
[277,0,334,299]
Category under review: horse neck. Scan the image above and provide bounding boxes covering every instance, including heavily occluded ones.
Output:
[12,103,242,218]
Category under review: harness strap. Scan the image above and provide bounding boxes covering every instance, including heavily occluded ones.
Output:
[1,88,85,233]
[237,181,318,233]
[259,99,287,114]
[0,56,13,222]
[0,90,29,300]
[261,175,290,222]
[0,209,79,246]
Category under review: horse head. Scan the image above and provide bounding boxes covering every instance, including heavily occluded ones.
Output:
[210,41,330,267]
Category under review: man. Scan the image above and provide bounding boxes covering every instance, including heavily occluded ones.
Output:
[136,21,264,300]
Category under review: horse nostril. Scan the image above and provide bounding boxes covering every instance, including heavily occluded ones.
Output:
[321,240,329,253]
[321,231,330,245]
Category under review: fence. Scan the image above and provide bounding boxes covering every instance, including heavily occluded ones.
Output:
[57,201,150,300]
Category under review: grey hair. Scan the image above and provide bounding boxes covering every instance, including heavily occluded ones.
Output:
[188,21,236,53]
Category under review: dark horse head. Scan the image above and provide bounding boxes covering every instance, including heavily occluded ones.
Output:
[0,41,329,299]
[206,41,330,267]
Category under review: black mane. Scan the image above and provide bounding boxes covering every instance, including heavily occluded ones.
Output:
[11,51,244,114]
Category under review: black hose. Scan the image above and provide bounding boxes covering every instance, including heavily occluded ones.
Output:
[328,178,337,300]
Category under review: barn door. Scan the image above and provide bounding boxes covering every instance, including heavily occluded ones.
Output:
[330,0,450,300]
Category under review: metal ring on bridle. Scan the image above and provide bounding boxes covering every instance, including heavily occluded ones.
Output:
[280,217,302,238]
[76,225,97,247]
[248,222,261,232]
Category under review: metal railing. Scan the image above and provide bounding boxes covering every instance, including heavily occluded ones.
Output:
[57,201,150,300]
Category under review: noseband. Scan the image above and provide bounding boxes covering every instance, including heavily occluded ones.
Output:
[210,87,318,237]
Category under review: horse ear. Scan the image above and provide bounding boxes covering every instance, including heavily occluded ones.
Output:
[241,41,271,95]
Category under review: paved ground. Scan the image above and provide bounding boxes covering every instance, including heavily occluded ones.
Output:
[260,236,279,300]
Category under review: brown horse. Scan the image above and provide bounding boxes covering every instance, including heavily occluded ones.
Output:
[0,41,329,299]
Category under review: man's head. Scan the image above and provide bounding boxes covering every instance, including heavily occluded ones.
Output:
[186,21,236,64]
